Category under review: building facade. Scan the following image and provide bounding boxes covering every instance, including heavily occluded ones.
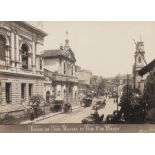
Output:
[76,69,92,95]
[0,21,47,120]
[139,59,155,122]
[44,38,78,104]
[105,74,131,96]
[139,59,155,105]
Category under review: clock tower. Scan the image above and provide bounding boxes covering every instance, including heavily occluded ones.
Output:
[133,40,146,93]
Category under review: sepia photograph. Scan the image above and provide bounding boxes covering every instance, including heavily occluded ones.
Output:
[0,21,155,132]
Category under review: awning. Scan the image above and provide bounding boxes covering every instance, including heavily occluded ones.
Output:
[139,59,155,76]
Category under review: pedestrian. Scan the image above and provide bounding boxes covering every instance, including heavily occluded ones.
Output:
[93,110,100,123]
[114,99,115,103]
[29,107,34,121]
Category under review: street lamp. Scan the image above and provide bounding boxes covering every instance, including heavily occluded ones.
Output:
[116,85,119,111]
[116,83,125,112]
[44,101,46,117]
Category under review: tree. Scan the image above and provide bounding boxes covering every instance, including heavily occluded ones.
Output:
[91,75,106,96]
[120,84,133,108]
[29,94,46,118]
[142,75,154,109]
[97,78,106,96]
[29,94,45,106]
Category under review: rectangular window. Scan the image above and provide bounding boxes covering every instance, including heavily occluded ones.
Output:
[40,57,42,70]
[21,83,26,100]
[29,84,33,98]
[6,83,11,103]
[71,66,74,76]
[64,63,66,74]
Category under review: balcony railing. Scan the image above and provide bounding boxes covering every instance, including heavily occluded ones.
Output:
[0,64,43,76]
[44,69,78,83]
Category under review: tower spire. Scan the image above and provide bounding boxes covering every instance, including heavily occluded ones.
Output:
[65,30,69,40]
[64,30,70,50]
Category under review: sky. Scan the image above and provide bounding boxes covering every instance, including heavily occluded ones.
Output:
[30,21,155,77]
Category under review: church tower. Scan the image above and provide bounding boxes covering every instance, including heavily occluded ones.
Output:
[64,30,70,51]
[133,40,146,93]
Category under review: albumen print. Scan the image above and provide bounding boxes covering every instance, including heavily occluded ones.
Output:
[0,21,155,132]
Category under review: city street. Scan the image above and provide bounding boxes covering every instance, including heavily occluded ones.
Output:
[35,98,118,124]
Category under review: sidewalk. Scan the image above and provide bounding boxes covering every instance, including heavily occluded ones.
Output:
[20,105,81,124]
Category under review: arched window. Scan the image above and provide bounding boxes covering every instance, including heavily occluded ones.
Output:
[138,57,141,63]
[71,65,74,76]
[46,91,50,103]
[21,44,29,69]
[40,57,42,70]
[0,35,5,61]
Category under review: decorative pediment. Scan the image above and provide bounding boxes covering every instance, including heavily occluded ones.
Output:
[63,49,76,62]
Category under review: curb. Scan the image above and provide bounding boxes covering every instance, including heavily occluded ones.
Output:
[22,105,81,124]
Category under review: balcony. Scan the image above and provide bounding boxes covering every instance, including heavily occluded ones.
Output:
[44,69,78,83]
[53,74,78,83]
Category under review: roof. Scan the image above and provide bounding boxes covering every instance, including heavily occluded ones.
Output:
[139,59,155,76]
[44,49,63,57]
[77,69,92,74]
[14,21,48,37]
[44,48,76,62]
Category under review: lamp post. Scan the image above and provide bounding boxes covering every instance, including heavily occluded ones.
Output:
[116,85,119,111]
[44,101,46,117]
[116,82,125,112]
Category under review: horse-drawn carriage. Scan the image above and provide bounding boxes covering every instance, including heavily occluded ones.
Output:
[50,99,72,113]
[81,93,93,107]
[92,99,106,110]
[105,110,125,124]
[50,99,63,112]
[82,111,104,124]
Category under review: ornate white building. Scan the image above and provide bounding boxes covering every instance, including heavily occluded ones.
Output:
[44,38,78,104]
[0,21,47,119]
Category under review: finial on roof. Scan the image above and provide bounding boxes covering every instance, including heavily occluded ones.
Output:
[64,30,70,50]
[140,34,142,41]
[65,30,69,40]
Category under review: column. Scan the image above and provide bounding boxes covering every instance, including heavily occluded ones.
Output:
[15,33,20,68]
[5,46,10,67]
[59,58,62,74]
[72,65,75,76]
[28,43,32,70]
[11,32,15,68]
[32,41,36,72]
[28,54,32,70]
[41,56,44,71]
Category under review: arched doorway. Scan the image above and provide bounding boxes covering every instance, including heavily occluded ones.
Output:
[46,91,50,103]
[0,35,6,61]
[21,44,29,69]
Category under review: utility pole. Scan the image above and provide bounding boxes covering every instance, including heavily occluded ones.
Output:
[117,85,119,111]
[127,74,129,105]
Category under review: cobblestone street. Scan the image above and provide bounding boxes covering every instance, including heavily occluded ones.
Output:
[33,98,118,124]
